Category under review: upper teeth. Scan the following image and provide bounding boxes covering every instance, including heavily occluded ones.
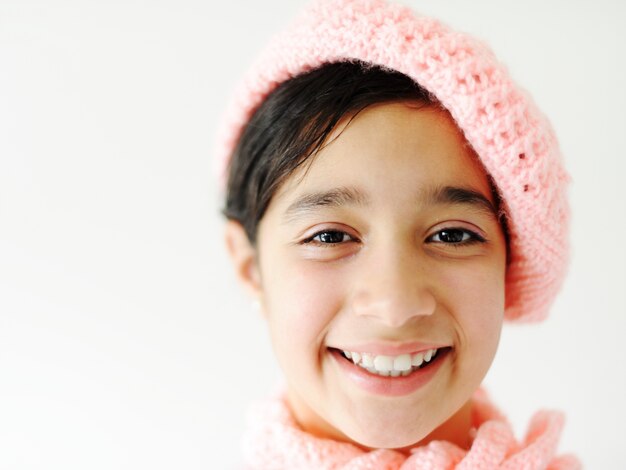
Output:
[342,348,439,377]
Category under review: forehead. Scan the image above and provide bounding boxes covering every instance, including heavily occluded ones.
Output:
[270,102,493,211]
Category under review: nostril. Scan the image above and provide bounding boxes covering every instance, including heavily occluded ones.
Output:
[351,293,436,327]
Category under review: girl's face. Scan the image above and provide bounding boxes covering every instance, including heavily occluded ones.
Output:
[227,102,507,449]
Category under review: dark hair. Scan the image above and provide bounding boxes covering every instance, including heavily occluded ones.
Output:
[222,60,437,245]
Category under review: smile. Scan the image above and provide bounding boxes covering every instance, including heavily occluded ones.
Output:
[328,346,451,397]
[341,348,440,377]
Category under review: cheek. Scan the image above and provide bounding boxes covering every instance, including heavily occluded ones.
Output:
[262,256,347,366]
[438,261,505,351]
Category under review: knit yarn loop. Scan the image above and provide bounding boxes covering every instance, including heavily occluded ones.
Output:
[214,0,571,322]
[241,388,580,470]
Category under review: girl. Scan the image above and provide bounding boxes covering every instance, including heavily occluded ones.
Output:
[216,0,579,468]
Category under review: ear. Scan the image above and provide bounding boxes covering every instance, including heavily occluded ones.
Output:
[224,220,263,300]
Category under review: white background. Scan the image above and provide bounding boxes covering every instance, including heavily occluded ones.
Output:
[1,0,624,468]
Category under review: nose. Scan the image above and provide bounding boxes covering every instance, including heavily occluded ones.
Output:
[349,245,436,327]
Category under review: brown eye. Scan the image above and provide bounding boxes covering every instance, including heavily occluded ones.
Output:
[437,229,467,243]
[313,230,351,244]
[429,228,484,245]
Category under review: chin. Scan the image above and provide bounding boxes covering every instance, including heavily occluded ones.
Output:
[330,402,434,450]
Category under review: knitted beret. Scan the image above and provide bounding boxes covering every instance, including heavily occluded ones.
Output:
[215,0,570,322]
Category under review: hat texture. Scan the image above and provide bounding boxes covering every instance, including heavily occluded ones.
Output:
[215,0,570,322]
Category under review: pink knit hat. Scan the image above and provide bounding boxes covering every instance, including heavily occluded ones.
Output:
[215,0,570,322]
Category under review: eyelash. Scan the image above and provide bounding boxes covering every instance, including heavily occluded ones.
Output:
[303,230,357,246]
[302,228,486,247]
[428,228,486,246]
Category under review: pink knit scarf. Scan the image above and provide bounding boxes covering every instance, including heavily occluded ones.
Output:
[241,387,580,469]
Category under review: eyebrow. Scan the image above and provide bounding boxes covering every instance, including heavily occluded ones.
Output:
[283,186,369,223]
[282,184,498,223]
[427,185,498,219]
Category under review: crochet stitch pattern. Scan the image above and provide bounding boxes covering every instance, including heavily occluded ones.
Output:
[241,387,581,469]
[215,0,570,322]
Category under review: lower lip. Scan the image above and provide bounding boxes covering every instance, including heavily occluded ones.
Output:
[329,348,449,397]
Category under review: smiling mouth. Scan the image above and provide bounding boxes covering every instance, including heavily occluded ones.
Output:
[329,347,452,378]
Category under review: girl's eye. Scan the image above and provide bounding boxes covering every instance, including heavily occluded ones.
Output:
[428,228,484,245]
[305,230,354,245]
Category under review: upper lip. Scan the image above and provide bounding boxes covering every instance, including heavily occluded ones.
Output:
[331,341,449,356]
